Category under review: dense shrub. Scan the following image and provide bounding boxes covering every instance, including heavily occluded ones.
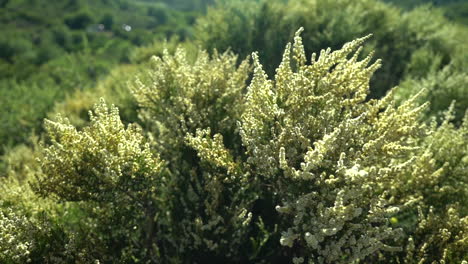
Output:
[34,100,165,261]
[0,179,95,263]
[0,136,95,263]
[23,42,252,263]
[14,30,464,263]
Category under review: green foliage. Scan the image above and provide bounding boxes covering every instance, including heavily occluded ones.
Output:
[405,206,468,263]
[396,65,467,123]
[161,0,214,12]
[444,2,468,25]
[147,4,169,24]
[425,110,468,214]
[0,209,33,263]
[375,105,468,263]
[0,138,94,263]
[24,30,467,262]
[129,37,198,64]
[0,79,60,151]
[385,0,468,26]
[0,49,118,153]
[1,0,467,262]
[35,99,165,261]
[64,11,94,30]
[49,64,144,128]
[237,30,426,263]
[132,46,250,150]
[99,13,114,30]
[38,99,163,202]
[0,180,96,263]
[131,46,253,261]
[0,0,199,150]
[409,111,468,262]
[0,0,8,8]
[195,0,466,99]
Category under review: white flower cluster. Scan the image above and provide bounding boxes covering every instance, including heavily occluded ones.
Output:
[38,98,164,203]
[0,210,32,263]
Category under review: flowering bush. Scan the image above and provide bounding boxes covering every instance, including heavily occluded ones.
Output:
[1,29,466,263]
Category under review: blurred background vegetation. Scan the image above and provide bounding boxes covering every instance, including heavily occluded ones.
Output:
[0,0,211,152]
[384,0,468,25]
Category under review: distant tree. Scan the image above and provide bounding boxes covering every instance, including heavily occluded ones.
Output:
[100,13,114,30]
[66,0,82,10]
[147,5,169,24]
[0,0,9,8]
[0,40,16,62]
[36,43,62,65]
[119,1,130,11]
[64,11,94,30]
[52,26,72,49]
[0,38,34,63]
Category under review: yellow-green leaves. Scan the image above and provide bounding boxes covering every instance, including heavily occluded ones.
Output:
[0,210,32,263]
[239,30,435,263]
[132,46,250,147]
[185,128,240,178]
[37,99,164,202]
[30,27,467,263]
[130,46,255,260]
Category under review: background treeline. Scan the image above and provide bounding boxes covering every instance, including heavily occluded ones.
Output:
[0,0,208,151]
[0,0,467,263]
[384,0,468,25]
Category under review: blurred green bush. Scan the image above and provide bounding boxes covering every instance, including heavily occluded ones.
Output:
[64,11,94,30]
[195,0,466,100]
